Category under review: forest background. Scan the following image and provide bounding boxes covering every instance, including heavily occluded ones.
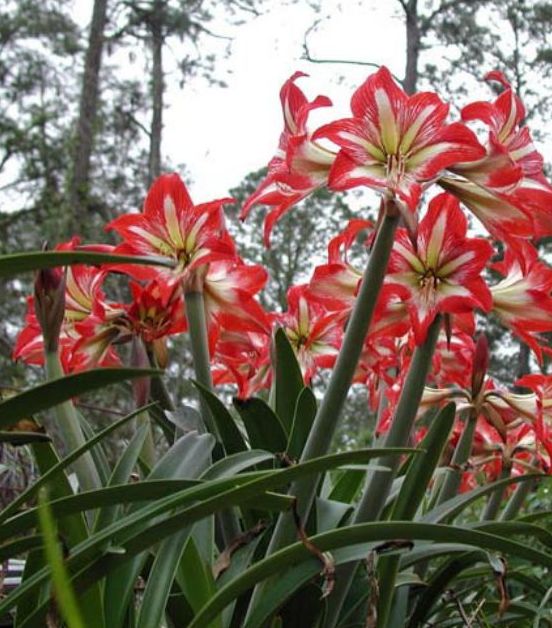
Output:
[1,0,551,467]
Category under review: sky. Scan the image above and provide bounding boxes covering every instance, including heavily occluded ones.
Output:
[161,0,405,200]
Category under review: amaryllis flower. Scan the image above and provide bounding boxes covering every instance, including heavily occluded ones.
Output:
[490,241,552,362]
[313,66,485,214]
[516,374,552,467]
[71,279,186,370]
[278,284,344,383]
[442,71,552,242]
[107,173,236,287]
[431,330,475,389]
[385,193,493,343]
[308,219,373,312]
[212,328,272,399]
[202,259,271,352]
[461,71,543,179]
[241,72,336,245]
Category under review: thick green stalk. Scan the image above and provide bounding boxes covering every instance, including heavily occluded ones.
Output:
[184,289,240,546]
[184,290,218,436]
[325,315,441,628]
[437,409,477,505]
[245,212,399,620]
[136,411,156,468]
[481,462,511,521]
[501,470,535,521]
[45,351,101,492]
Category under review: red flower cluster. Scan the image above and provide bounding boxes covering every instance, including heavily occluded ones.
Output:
[13,66,552,483]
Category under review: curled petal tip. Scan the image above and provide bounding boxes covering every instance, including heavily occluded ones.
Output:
[485,70,510,89]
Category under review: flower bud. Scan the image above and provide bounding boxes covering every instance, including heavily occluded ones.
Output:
[34,267,66,354]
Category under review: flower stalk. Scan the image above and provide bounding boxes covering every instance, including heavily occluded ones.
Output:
[481,461,512,521]
[44,351,101,492]
[324,314,442,628]
[184,286,241,546]
[184,289,218,437]
[438,408,478,505]
[246,208,399,619]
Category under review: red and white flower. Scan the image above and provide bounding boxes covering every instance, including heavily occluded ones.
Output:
[490,241,552,362]
[314,66,485,214]
[385,193,493,343]
[277,284,344,382]
[241,72,336,245]
[107,173,236,286]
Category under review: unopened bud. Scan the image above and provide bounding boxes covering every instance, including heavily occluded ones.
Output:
[34,267,66,354]
[471,332,489,398]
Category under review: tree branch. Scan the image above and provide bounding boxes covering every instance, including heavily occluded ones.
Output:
[302,19,396,75]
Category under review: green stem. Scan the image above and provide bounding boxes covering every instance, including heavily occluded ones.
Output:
[184,290,218,436]
[45,351,101,492]
[245,212,399,621]
[481,462,511,521]
[501,471,535,521]
[137,411,156,468]
[184,289,240,546]
[438,409,477,506]
[147,347,176,412]
[325,315,441,628]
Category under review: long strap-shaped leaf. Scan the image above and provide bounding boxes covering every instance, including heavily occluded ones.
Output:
[0,403,158,524]
[0,448,415,619]
[0,368,159,429]
[0,250,173,277]
[187,522,552,628]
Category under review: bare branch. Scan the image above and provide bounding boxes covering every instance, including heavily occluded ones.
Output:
[302,19,393,74]
[191,20,233,41]
[228,0,260,16]
[122,111,152,138]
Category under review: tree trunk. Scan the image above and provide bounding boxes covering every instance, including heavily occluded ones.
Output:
[148,0,164,186]
[403,0,420,94]
[68,0,109,234]
[514,341,531,391]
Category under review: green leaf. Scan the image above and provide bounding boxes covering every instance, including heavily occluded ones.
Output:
[286,387,317,460]
[77,411,111,485]
[188,523,552,628]
[392,403,455,521]
[534,585,552,627]
[421,473,544,524]
[14,549,47,627]
[0,448,416,619]
[136,432,214,628]
[103,431,215,628]
[14,442,104,628]
[0,368,160,429]
[316,497,352,532]
[93,424,149,532]
[472,520,552,549]
[37,490,87,628]
[202,450,276,480]
[408,550,485,627]
[328,468,365,504]
[274,328,304,434]
[0,403,157,525]
[233,397,287,453]
[175,538,222,628]
[193,381,247,454]
[0,481,201,541]
[0,250,173,277]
